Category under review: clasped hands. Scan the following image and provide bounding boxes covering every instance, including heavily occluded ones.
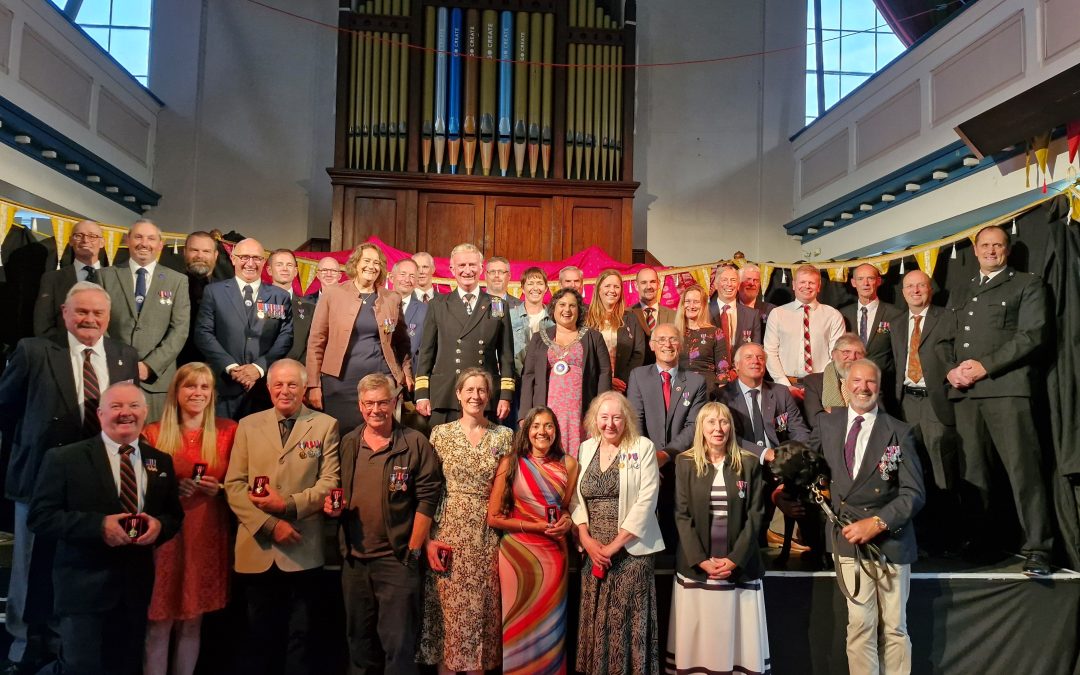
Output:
[698,557,736,580]
[947,359,987,390]
[230,364,262,390]
[102,512,161,547]
[579,531,621,572]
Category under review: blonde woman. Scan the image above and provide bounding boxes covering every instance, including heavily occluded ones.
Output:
[674,284,733,395]
[571,391,663,674]
[668,402,769,674]
[305,242,412,434]
[142,363,237,675]
[584,269,647,393]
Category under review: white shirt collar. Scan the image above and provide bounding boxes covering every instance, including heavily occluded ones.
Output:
[736,378,763,398]
[234,277,261,293]
[717,295,738,310]
[857,298,879,314]
[456,286,479,300]
[68,332,105,358]
[102,433,141,456]
[909,306,929,320]
[129,259,157,276]
[847,405,878,426]
[415,287,434,300]
[655,363,679,378]
[981,268,1006,282]
[642,300,660,312]
[791,299,820,310]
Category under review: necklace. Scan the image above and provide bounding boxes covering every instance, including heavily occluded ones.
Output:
[357,290,375,308]
[542,326,587,376]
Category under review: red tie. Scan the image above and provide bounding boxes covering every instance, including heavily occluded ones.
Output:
[661,370,671,410]
[644,307,655,331]
[82,349,101,434]
[802,304,813,373]
[720,304,732,361]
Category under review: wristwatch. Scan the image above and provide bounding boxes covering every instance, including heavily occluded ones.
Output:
[872,516,889,531]
[407,547,422,565]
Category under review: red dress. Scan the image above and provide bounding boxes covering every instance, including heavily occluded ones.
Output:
[143,418,237,621]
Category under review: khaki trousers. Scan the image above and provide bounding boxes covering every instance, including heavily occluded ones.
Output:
[837,556,911,675]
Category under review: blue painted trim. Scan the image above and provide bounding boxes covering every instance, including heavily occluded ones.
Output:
[836,179,1070,259]
[0,94,161,212]
[41,0,164,106]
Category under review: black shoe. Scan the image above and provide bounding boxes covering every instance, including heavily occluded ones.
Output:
[1022,551,1051,577]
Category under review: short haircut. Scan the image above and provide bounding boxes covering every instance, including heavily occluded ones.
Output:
[101,380,146,406]
[185,231,215,247]
[558,265,582,281]
[65,280,110,306]
[267,358,308,387]
[794,264,819,279]
[391,258,418,273]
[845,358,882,382]
[486,256,510,268]
[832,332,864,354]
[547,288,585,328]
[649,322,680,343]
[520,266,547,284]
[357,372,398,398]
[269,248,296,264]
[975,224,1011,247]
[128,219,161,237]
[738,263,760,281]
[450,242,482,262]
[733,341,765,362]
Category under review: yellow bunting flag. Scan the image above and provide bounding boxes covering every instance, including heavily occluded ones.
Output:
[872,260,889,275]
[914,247,940,276]
[0,202,12,249]
[687,266,711,291]
[51,217,73,263]
[759,264,773,293]
[103,228,122,263]
[826,266,848,283]
[297,258,318,294]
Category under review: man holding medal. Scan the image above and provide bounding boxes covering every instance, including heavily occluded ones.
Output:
[414,243,516,425]
[194,237,294,418]
[99,219,190,421]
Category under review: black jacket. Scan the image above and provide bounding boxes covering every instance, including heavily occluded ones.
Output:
[336,424,443,562]
[519,327,611,420]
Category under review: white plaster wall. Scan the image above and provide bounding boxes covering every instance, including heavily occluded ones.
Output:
[147,0,336,249]
[633,0,804,265]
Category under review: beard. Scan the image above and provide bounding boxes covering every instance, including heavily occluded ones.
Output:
[187,261,212,277]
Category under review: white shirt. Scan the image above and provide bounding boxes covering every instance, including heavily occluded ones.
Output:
[903,307,929,387]
[716,298,738,336]
[456,286,479,313]
[102,434,147,512]
[68,333,109,418]
[76,260,102,282]
[855,298,879,337]
[414,288,435,303]
[400,293,412,314]
[736,379,772,463]
[129,260,157,296]
[763,300,845,385]
[846,405,879,476]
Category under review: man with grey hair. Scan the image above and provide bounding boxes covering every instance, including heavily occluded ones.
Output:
[802,333,867,428]
[225,358,339,674]
[99,219,190,420]
[33,219,107,340]
[414,243,515,424]
[411,251,440,303]
[0,281,139,672]
[738,263,776,319]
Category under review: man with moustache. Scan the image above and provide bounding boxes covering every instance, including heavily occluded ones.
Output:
[631,267,674,335]
[225,359,339,674]
[307,257,343,302]
[415,243,515,425]
[411,251,440,303]
[891,270,958,551]
[841,263,903,373]
[195,238,293,418]
[98,220,190,420]
[33,220,107,340]
[810,360,924,675]
[267,249,315,364]
[28,382,183,675]
[709,264,765,356]
[764,264,845,389]
[324,373,442,675]
[177,231,220,365]
[738,263,776,319]
[802,333,867,428]
[940,225,1053,576]
[0,282,139,673]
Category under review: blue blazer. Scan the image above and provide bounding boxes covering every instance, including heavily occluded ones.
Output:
[402,296,429,365]
[627,365,708,453]
[194,280,294,395]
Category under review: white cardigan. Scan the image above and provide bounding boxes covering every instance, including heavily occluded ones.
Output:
[570,435,665,556]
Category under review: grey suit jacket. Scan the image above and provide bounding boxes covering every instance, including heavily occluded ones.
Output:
[809,408,925,564]
[889,305,955,426]
[717,380,810,457]
[626,365,707,453]
[99,264,191,392]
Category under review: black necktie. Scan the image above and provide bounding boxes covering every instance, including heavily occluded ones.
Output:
[135,268,147,314]
[844,416,865,478]
[463,293,474,315]
[980,275,990,286]
[749,389,767,446]
[83,265,97,283]
[279,417,295,446]
[82,348,101,434]
[243,285,255,313]
[859,307,869,345]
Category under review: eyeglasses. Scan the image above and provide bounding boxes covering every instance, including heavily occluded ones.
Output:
[651,336,679,345]
[71,233,103,241]
[317,268,340,274]
[234,255,265,264]
[360,399,394,410]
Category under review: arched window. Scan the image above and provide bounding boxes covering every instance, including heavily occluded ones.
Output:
[805,0,905,126]
[48,0,152,87]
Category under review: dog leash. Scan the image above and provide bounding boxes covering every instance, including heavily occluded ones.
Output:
[811,484,890,605]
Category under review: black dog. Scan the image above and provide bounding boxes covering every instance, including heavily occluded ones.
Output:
[770,441,830,569]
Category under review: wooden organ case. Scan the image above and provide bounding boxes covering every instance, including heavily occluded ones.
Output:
[329,0,639,262]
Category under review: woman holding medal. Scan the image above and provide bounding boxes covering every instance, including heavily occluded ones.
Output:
[667,402,769,674]
[419,369,513,674]
[585,269,647,394]
[486,406,578,675]
[675,284,733,396]
[305,242,412,435]
[519,287,611,457]
[571,391,664,675]
[141,363,237,675]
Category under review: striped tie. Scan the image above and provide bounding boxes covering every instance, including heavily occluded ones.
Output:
[119,445,139,514]
[802,304,813,373]
[82,348,101,434]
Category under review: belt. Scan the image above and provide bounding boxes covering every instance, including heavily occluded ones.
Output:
[903,385,928,398]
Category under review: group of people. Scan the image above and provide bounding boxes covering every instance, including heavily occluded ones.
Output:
[0,218,1055,675]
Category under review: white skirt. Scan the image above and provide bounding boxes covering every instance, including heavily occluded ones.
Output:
[665,573,771,675]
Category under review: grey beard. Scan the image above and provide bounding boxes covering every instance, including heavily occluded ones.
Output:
[187,261,212,277]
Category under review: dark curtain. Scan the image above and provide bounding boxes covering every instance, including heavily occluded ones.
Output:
[871,0,966,48]
[763,195,1080,567]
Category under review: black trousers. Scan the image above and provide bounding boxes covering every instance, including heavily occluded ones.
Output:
[954,396,1053,554]
[341,556,421,675]
[240,565,321,675]
[43,603,148,675]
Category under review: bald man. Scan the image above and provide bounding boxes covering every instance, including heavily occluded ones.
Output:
[307,256,342,302]
[840,263,903,374]
[195,238,294,418]
[33,220,107,339]
[99,220,190,420]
